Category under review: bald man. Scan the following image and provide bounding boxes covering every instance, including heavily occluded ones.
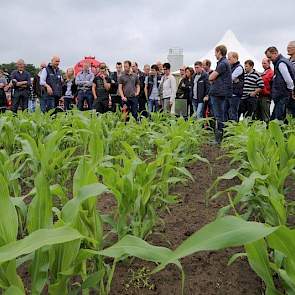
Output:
[40,56,63,112]
[287,41,295,67]
[10,59,31,113]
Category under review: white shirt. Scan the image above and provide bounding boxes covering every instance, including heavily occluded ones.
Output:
[278,63,294,90]
[232,66,244,81]
[161,74,177,103]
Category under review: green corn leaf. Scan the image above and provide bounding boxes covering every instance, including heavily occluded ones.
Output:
[4,285,24,295]
[245,240,277,294]
[0,174,18,246]
[0,226,83,264]
[154,216,278,272]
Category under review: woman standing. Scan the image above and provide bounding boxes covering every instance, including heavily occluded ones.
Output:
[61,68,77,111]
[176,67,194,117]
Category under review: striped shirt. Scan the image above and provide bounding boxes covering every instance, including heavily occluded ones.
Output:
[242,69,264,99]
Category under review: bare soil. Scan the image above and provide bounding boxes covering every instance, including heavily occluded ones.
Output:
[109,144,262,295]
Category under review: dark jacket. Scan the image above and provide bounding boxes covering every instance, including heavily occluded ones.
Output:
[231,61,244,97]
[209,56,233,97]
[109,71,119,95]
[272,54,295,100]
[62,79,77,97]
[33,74,41,97]
[176,77,193,101]
[146,74,162,98]
[138,72,147,99]
[192,72,210,102]
[44,64,63,97]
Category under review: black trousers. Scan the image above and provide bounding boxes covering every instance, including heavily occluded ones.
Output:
[94,99,110,114]
[239,97,257,119]
[111,95,121,112]
[138,95,148,117]
[12,89,29,113]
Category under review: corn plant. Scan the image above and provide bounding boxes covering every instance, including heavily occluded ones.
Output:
[210,120,295,226]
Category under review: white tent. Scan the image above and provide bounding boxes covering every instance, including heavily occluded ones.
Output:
[200,30,262,72]
[173,30,262,75]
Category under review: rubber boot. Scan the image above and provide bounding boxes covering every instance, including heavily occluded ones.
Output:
[214,129,223,145]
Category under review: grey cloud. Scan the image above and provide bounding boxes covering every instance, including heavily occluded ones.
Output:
[0,0,294,70]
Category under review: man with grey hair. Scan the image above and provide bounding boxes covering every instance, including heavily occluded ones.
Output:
[9,59,31,113]
[287,41,295,67]
[265,46,295,120]
[40,56,63,112]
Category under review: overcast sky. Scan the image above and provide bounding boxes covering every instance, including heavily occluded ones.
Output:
[1,0,294,70]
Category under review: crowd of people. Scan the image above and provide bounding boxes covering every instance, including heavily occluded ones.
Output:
[0,40,294,143]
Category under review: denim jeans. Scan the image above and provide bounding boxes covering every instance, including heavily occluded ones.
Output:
[227,95,241,122]
[211,96,226,130]
[192,100,204,119]
[148,99,159,113]
[271,97,289,121]
[40,95,55,113]
[28,99,36,112]
[77,90,93,111]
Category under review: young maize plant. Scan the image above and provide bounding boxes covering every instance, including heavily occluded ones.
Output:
[210,120,295,226]
[208,118,295,294]
[0,110,209,294]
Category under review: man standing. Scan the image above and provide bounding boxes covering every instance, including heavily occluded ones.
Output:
[202,59,213,75]
[75,61,94,111]
[137,63,150,117]
[287,41,295,116]
[239,60,264,119]
[160,63,177,114]
[257,58,274,122]
[192,61,209,119]
[110,62,123,111]
[145,64,161,113]
[92,63,112,114]
[227,52,244,122]
[40,56,63,112]
[265,47,295,120]
[209,45,233,144]
[9,59,31,113]
[118,60,140,120]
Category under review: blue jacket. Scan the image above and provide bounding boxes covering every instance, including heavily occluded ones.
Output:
[45,64,63,97]
[209,57,233,97]
[272,54,295,100]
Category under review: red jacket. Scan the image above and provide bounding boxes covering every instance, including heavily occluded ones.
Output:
[261,68,274,96]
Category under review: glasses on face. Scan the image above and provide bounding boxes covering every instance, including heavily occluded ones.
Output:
[100,67,106,70]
